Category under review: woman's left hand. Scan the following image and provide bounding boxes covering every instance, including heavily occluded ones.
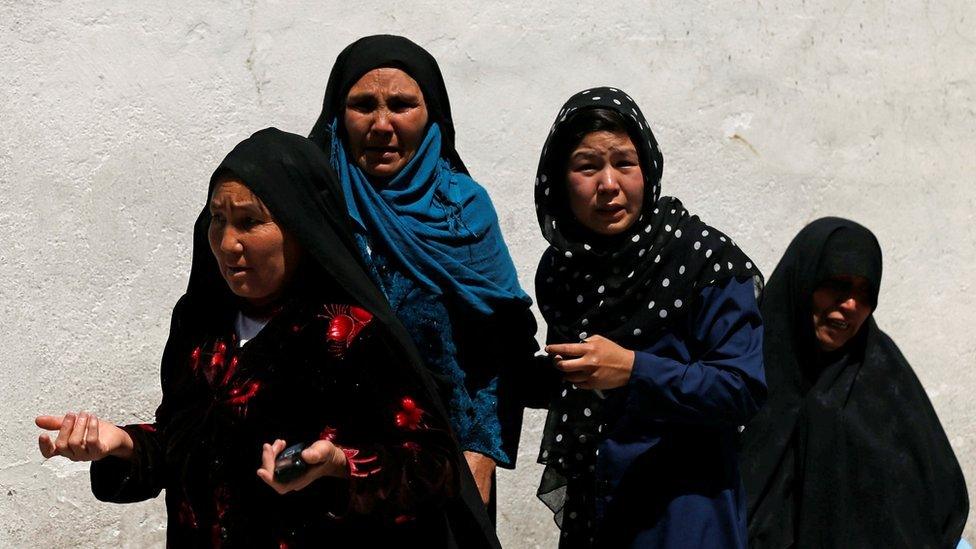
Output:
[256,438,348,494]
[546,335,635,391]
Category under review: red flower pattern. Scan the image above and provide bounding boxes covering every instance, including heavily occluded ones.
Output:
[318,426,338,442]
[395,396,425,431]
[340,447,382,479]
[318,304,374,358]
[189,339,262,417]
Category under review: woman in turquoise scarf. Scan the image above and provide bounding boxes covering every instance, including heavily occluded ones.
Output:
[309,35,538,512]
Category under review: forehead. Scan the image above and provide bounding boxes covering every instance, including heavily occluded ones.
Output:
[817,274,872,290]
[210,177,260,205]
[347,67,423,97]
[574,130,637,151]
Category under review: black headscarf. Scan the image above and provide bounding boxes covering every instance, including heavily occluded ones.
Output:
[308,34,466,173]
[740,217,968,548]
[533,87,763,528]
[185,128,501,549]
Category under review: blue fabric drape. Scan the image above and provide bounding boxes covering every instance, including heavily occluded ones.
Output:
[329,120,529,316]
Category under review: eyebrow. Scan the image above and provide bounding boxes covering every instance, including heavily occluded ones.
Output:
[346,91,422,102]
[570,146,637,159]
[209,197,267,215]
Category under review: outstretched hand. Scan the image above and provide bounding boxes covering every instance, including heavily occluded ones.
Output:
[256,438,348,495]
[546,335,636,390]
[35,413,134,461]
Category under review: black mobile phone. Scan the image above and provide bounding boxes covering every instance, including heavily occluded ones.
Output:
[273,442,310,483]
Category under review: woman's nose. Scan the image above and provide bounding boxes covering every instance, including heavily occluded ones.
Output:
[371,110,394,133]
[220,228,244,255]
[837,295,858,311]
[596,168,620,193]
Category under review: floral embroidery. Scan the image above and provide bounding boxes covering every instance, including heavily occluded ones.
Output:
[318,426,338,442]
[340,447,381,478]
[318,304,374,358]
[394,397,425,430]
[192,339,262,417]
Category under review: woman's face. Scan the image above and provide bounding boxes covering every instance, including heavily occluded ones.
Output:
[811,275,873,351]
[343,67,429,178]
[565,130,644,235]
[208,177,302,308]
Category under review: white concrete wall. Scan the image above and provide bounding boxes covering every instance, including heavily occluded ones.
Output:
[2,1,973,546]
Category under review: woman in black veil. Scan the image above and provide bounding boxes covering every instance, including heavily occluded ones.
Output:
[36,128,500,548]
[741,217,968,548]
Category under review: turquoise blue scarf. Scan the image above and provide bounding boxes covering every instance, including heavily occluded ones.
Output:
[330,120,530,315]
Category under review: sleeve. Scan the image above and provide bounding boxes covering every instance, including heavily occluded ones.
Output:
[625,277,767,425]
[328,327,461,520]
[90,296,194,502]
[450,302,540,468]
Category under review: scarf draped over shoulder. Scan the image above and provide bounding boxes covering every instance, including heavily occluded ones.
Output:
[309,34,529,317]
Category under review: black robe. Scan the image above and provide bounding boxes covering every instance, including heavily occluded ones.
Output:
[90,128,500,548]
[740,217,968,548]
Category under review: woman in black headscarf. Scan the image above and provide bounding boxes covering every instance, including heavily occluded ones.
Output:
[740,217,969,548]
[530,87,767,548]
[35,128,500,547]
[309,35,538,507]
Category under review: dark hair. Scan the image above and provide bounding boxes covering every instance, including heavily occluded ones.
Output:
[550,107,633,174]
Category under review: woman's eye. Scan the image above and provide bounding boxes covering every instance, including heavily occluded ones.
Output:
[388,98,418,113]
[242,217,261,229]
[210,213,226,224]
[346,99,376,113]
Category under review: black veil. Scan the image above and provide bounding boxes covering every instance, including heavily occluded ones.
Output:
[740,217,968,548]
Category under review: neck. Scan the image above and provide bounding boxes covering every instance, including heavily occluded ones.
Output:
[239,296,283,319]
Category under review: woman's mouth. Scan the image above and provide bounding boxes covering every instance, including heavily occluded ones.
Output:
[365,146,400,157]
[595,205,625,217]
[226,266,250,278]
[825,318,849,330]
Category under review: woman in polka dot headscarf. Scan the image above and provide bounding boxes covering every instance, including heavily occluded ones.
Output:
[531,87,767,548]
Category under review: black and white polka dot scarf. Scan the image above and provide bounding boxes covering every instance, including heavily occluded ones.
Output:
[533,87,763,545]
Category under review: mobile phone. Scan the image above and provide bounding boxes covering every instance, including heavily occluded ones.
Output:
[273,442,310,483]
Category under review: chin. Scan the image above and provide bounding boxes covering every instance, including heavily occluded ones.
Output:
[361,159,405,178]
[816,332,847,352]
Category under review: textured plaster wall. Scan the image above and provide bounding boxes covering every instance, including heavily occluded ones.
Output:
[1,1,974,546]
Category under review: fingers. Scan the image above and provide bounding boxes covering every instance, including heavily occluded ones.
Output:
[301,440,333,465]
[271,439,287,456]
[256,441,279,489]
[546,343,587,357]
[53,413,76,459]
[86,414,101,456]
[256,439,300,495]
[67,413,89,454]
[38,412,113,461]
[256,443,275,485]
[259,440,278,472]
[38,434,57,458]
[35,415,64,430]
[554,357,593,373]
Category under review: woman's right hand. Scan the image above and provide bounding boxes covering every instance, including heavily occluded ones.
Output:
[35,413,134,462]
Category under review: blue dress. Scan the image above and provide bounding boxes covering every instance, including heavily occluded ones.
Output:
[562,277,766,548]
[355,233,532,466]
